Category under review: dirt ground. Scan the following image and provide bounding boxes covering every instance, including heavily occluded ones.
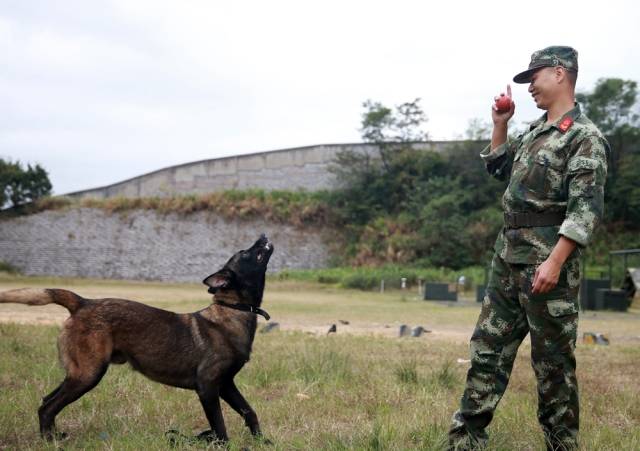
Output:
[0,302,474,343]
[2,300,639,347]
[1,277,638,345]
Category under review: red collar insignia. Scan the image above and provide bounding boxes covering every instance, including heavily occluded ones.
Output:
[558,116,574,133]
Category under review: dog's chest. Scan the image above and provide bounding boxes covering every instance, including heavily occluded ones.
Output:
[220,319,255,362]
[195,314,256,362]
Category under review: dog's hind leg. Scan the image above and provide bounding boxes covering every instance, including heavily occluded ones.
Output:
[196,384,228,443]
[38,364,108,440]
[42,382,63,404]
[221,379,262,437]
[38,322,113,439]
[37,382,65,437]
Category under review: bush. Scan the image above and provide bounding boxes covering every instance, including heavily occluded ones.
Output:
[7,190,335,228]
[273,264,487,291]
[0,261,19,274]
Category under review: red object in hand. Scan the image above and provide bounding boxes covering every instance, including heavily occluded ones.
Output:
[495,94,512,113]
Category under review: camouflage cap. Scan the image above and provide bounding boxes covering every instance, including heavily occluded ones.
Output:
[513,46,578,84]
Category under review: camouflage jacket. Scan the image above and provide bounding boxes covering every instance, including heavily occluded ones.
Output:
[481,103,609,264]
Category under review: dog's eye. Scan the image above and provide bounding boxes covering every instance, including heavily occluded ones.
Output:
[241,252,250,260]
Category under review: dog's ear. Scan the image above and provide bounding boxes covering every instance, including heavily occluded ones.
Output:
[203,269,234,292]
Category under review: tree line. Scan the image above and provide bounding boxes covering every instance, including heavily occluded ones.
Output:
[327,78,640,269]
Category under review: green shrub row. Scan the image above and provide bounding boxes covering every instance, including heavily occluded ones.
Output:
[274,264,487,290]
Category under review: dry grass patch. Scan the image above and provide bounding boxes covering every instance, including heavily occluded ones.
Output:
[0,275,639,449]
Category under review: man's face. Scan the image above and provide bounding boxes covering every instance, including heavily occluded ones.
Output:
[527,66,561,110]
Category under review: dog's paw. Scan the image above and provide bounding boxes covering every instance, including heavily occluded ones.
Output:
[197,429,229,447]
[165,429,200,447]
[166,428,228,447]
[254,434,273,446]
[165,429,184,447]
[41,430,69,442]
[196,429,216,442]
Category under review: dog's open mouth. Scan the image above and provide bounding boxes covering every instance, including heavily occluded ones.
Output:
[256,239,273,264]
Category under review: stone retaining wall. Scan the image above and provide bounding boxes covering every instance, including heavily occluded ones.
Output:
[0,208,331,281]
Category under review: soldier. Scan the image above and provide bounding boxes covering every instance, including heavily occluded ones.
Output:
[448,46,609,450]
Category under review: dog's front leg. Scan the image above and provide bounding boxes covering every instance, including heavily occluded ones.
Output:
[196,384,228,443]
[221,380,262,437]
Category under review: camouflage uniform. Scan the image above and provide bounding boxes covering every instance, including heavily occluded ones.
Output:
[448,47,609,450]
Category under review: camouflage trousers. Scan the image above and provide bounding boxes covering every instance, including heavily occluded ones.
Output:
[449,253,581,451]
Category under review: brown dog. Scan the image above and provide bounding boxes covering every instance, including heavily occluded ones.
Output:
[0,234,274,443]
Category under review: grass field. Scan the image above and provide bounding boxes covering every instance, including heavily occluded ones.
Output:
[0,274,639,450]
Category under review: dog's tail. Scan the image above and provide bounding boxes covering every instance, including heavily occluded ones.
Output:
[0,288,85,313]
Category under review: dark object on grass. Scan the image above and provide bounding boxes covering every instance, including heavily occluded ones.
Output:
[399,324,410,337]
[579,278,611,310]
[622,268,638,299]
[327,324,337,334]
[594,288,631,311]
[583,332,610,345]
[338,319,350,325]
[423,283,458,301]
[411,326,425,337]
[260,322,280,333]
[0,235,274,444]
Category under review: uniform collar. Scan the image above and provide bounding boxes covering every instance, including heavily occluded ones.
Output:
[528,102,581,133]
[549,103,581,132]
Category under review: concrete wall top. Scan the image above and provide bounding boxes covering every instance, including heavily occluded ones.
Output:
[65,141,472,200]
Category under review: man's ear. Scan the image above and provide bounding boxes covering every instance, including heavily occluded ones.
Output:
[203,269,234,291]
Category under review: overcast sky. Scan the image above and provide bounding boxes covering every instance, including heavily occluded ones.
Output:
[2,0,639,195]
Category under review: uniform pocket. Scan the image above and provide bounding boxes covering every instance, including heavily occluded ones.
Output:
[523,158,548,193]
[523,150,566,197]
[547,299,578,317]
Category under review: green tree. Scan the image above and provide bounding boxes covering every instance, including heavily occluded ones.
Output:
[329,100,508,268]
[359,98,428,171]
[576,78,639,135]
[444,140,505,210]
[609,153,640,224]
[463,118,492,140]
[0,159,53,208]
[330,98,433,225]
[577,78,640,224]
[359,98,428,144]
[329,99,437,264]
[418,191,475,269]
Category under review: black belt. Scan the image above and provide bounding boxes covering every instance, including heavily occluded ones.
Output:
[504,211,565,228]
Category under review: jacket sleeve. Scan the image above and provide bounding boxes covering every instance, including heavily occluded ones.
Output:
[479,136,520,181]
[558,135,609,247]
